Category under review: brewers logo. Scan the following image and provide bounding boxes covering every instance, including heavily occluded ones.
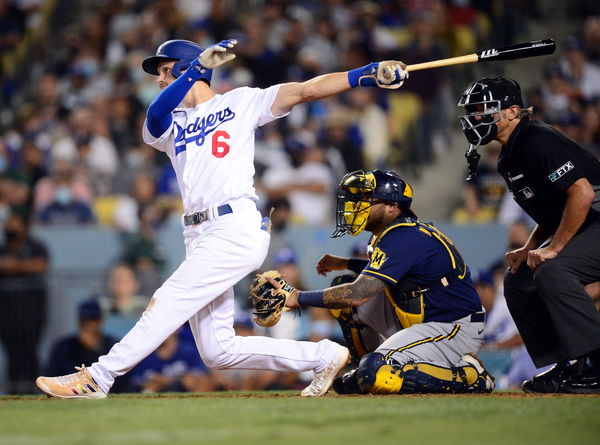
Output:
[370,247,387,270]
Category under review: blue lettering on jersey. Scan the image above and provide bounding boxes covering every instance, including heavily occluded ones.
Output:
[174,107,236,155]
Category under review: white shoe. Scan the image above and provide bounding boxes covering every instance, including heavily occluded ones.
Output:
[301,345,350,397]
[462,353,495,392]
[36,365,107,399]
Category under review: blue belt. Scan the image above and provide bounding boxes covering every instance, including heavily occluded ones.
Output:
[183,204,232,226]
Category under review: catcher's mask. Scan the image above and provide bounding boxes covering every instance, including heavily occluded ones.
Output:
[142,39,212,85]
[457,77,523,179]
[332,169,415,238]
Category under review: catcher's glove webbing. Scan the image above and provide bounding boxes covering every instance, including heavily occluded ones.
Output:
[249,270,297,327]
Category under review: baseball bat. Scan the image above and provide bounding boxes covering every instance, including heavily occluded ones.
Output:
[404,39,556,72]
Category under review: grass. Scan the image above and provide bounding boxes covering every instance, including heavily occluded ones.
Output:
[2,392,600,445]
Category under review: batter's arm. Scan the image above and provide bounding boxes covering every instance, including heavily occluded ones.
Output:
[272,60,407,115]
[271,72,351,116]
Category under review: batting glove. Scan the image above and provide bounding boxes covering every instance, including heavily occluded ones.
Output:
[348,61,408,89]
[198,39,238,69]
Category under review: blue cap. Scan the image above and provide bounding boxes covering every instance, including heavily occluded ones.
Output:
[274,247,297,266]
[78,299,102,320]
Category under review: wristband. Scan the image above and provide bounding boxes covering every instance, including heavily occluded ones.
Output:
[297,290,326,308]
[347,63,378,88]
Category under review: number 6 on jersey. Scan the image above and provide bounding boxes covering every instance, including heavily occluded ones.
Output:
[212,130,230,158]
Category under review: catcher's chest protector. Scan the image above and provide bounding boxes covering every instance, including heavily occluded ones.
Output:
[372,220,467,329]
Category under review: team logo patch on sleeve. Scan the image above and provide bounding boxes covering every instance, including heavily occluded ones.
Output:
[370,247,387,270]
[548,161,574,182]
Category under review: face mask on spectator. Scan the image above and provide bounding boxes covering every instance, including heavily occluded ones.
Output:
[55,186,72,206]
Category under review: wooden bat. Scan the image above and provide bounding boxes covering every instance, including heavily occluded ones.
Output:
[382,39,555,77]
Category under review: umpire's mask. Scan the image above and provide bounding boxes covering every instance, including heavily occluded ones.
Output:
[457,77,523,179]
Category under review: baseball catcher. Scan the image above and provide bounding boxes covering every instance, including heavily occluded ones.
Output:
[250,169,495,395]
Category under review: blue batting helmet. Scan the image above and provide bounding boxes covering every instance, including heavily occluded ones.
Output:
[142,39,212,84]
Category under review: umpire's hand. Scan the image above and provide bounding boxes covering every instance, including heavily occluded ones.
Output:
[527,246,559,270]
[505,247,529,274]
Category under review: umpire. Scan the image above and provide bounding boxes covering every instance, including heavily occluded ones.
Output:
[457,77,600,394]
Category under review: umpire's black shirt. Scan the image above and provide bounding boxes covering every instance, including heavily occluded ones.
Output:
[498,118,600,234]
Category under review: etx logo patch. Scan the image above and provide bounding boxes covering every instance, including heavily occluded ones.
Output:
[548,161,574,182]
[370,247,387,270]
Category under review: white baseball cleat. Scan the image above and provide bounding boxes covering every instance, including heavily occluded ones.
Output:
[462,352,495,392]
[301,345,350,397]
[36,365,107,399]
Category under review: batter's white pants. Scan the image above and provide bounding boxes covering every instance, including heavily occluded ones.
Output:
[89,198,340,393]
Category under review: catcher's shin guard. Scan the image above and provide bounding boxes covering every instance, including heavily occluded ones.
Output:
[355,353,404,394]
[400,356,494,394]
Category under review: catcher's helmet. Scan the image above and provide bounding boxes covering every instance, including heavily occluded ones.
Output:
[457,77,523,178]
[332,169,415,238]
[142,39,212,84]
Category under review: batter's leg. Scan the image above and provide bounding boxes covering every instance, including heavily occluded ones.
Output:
[189,288,347,376]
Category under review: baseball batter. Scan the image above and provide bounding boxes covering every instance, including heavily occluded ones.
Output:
[36,39,408,398]
[257,169,495,394]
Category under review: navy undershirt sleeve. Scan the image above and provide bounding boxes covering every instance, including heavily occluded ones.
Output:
[146,60,204,138]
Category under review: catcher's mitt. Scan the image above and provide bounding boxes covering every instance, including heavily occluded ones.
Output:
[249,270,296,327]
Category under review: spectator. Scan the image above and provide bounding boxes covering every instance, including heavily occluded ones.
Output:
[36,167,95,225]
[260,197,291,271]
[559,36,600,103]
[43,299,129,392]
[51,107,118,195]
[100,263,149,318]
[452,144,507,224]
[120,203,167,296]
[263,131,335,226]
[33,159,94,214]
[129,330,211,393]
[0,211,48,393]
[0,170,31,220]
[113,172,162,233]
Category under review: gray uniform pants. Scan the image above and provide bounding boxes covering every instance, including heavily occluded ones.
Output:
[355,293,484,368]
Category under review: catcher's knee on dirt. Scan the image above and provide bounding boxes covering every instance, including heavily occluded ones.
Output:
[355,353,404,394]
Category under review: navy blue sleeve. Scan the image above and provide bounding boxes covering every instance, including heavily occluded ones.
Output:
[146,59,205,138]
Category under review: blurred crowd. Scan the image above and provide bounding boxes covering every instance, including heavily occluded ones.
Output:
[0,0,596,394]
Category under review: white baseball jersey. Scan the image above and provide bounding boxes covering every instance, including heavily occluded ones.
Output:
[143,85,287,213]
